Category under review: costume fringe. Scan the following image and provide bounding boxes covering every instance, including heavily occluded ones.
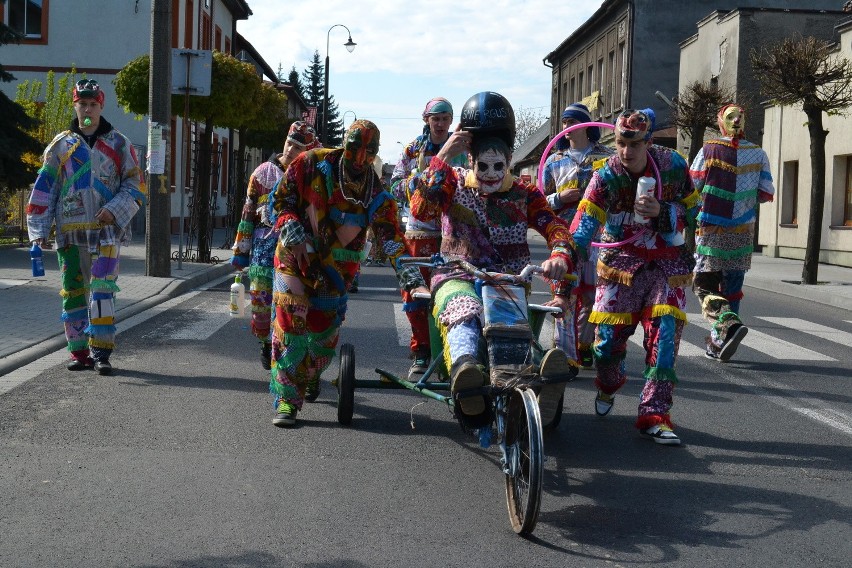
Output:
[60,287,89,299]
[273,292,310,309]
[90,278,120,293]
[681,189,701,209]
[635,413,673,430]
[89,337,115,349]
[697,224,752,235]
[667,273,694,288]
[598,263,634,286]
[643,366,679,383]
[577,199,607,225]
[649,304,687,321]
[248,265,273,281]
[589,311,635,325]
[695,244,753,259]
[236,220,254,234]
[331,247,363,263]
[702,185,757,201]
[61,222,102,232]
[68,339,89,352]
[85,324,117,337]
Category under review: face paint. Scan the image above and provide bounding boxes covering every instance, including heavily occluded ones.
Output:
[718,105,745,138]
[474,148,508,194]
[343,124,379,174]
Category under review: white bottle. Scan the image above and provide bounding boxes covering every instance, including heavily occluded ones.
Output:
[229,273,246,317]
[635,176,656,224]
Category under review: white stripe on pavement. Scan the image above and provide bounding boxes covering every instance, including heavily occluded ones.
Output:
[628,332,706,358]
[756,317,852,348]
[393,303,411,347]
[686,313,835,361]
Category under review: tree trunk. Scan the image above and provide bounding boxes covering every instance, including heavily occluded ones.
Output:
[231,127,248,229]
[195,117,214,263]
[687,125,706,165]
[801,106,828,285]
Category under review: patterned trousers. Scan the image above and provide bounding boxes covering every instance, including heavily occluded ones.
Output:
[693,270,745,348]
[399,234,439,355]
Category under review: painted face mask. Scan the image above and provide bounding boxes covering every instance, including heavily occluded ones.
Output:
[343,120,380,174]
[474,148,509,194]
[718,104,745,138]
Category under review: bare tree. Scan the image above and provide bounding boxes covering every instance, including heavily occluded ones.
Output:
[672,80,737,164]
[514,105,547,150]
[751,35,852,284]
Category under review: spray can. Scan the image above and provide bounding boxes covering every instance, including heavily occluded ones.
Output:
[30,242,45,277]
[229,272,246,317]
[635,176,656,224]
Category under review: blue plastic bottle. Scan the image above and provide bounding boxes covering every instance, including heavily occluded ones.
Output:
[30,243,45,277]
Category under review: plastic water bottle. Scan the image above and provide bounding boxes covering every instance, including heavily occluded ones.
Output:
[229,273,245,317]
[635,176,656,224]
[30,243,45,277]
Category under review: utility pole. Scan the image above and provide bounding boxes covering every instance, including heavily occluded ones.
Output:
[146,0,172,276]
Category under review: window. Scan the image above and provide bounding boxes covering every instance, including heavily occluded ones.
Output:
[4,0,48,41]
[619,42,627,109]
[782,160,799,225]
[201,12,211,50]
[608,51,615,113]
[184,0,194,48]
[578,71,584,98]
[215,25,222,51]
[224,36,230,54]
[569,77,575,106]
[171,0,179,48]
[588,64,594,93]
[845,157,852,226]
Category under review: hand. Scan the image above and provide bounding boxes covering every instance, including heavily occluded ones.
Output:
[542,294,573,318]
[95,208,115,225]
[635,194,660,218]
[411,285,431,298]
[31,238,44,246]
[290,241,311,273]
[435,125,472,163]
[541,256,569,281]
[558,188,581,205]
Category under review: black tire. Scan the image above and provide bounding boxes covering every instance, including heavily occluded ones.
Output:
[504,388,544,535]
[337,343,356,425]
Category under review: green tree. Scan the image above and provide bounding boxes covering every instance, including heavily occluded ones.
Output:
[751,35,852,284]
[0,4,41,198]
[115,51,286,262]
[15,68,77,146]
[301,50,343,146]
[287,65,303,100]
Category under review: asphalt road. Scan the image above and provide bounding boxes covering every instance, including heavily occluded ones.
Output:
[1,245,850,567]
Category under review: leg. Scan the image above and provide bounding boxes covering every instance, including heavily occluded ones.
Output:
[58,245,94,370]
[401,235,438,379]
[720,269,746,315]
[249,266,274,370]
[87,242,121,374]
[693,271,746,361]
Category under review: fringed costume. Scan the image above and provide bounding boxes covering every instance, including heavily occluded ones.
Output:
[570,144,699,431]
[26,117,146,365]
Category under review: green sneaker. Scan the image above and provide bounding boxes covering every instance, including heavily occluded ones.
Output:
[272,400,298,427]
[305,377,321,402]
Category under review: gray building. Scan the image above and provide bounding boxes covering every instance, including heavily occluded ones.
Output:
[543,0,843,147]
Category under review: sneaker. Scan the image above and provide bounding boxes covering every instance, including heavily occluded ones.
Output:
[704,345,721,360]
[305,377,321,402]
[260,343,272,371]
[272,400,298,427]
[408,352,430,381]
[578,346,594,369]
[594,390,615,417]
[719,323,748,362]
[641,423,682,445]
[94,360,112,376]
[373,260,386,267]
[66,357,95,371]
[538,348,574,426]
[450,355,486,417]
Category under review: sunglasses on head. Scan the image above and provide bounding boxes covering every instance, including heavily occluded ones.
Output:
[75,79,100,92]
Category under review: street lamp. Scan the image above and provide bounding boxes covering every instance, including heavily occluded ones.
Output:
[342,110,357,128]
[323,24,356,145]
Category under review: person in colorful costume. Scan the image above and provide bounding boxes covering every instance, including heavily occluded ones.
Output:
[26,79,147,375]
[410,92,577,428]
[569,108,699,445]
[542,102,614,368]
[390,97,469,380]
[230,121,320,370]
[690,104,775,362]
[268,119,427,427]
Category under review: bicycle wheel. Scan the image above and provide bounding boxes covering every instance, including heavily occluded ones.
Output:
[503,388,544,535]
[337,343,356,425]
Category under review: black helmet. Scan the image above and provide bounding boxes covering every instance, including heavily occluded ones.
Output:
[459,91,515,148]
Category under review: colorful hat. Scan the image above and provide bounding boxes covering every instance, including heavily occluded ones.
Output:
[287,121,320,150]
[561,102,600,142]
[72,79,105,107]
[423,97,453,118]
[616,108,655,141]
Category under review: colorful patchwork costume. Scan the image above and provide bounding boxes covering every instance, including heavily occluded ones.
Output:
[570,109,699,435]
[690,104,775,359]
[269,120,424,424]
[26,113,146,368]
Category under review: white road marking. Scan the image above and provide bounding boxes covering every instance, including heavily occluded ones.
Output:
[686,313,835,361]
[757,317,852,348]
[393,303,411,347]
[628,332,706,358]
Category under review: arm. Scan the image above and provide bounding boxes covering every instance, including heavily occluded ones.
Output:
[100,135,146,230]
[370,192,426,292]
[26,139,63,244]
[527,185,576,295]
[569,170,608,258]
[758,150,775,203]
[389,144,415,202]
[231,165,268,269]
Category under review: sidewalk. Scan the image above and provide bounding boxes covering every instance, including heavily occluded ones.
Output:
[0,234,234,377]
[527,230,852,312]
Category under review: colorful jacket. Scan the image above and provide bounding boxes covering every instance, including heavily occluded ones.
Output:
[570,145,699,288]
[26,117,146,251]
[390,133,468,235]
[690,137,775,272]
[231,156,287,270]
[542,141,614,221]
[411,156,577,295]
[273,148,425,293]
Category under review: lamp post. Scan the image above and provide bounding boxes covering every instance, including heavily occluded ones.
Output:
[342,110,357,129]
[323,24,356,145]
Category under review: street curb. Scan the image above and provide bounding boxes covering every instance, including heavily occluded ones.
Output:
[743,277,852,312]
[0,262,233,378]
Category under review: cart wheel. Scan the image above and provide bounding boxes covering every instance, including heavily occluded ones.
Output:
[504,388,543,535]
[337,343,356,425]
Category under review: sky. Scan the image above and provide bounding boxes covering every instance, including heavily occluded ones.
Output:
[238,0,604,166]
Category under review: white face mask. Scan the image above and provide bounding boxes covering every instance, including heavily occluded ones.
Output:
[474,148,508,194]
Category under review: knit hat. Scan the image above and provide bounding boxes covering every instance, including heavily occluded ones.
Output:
[72,79,105,107]
[615,108,655,141]
[287,121,320,150]
[561,102,600,142]
[423,97,453,118]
